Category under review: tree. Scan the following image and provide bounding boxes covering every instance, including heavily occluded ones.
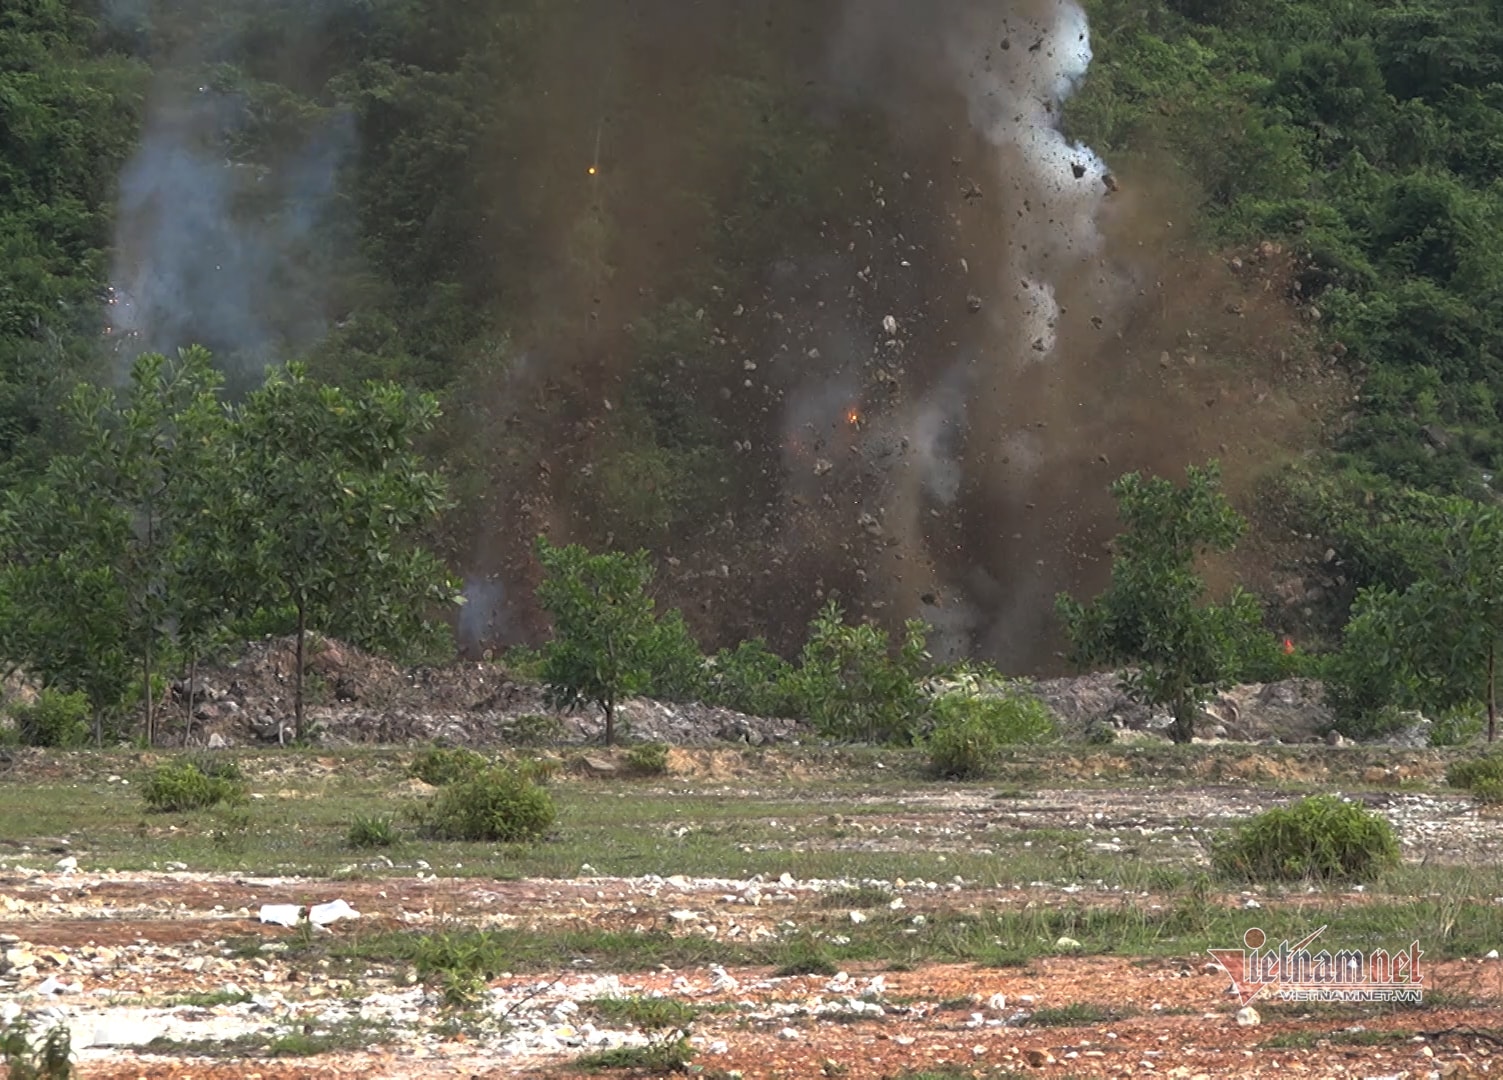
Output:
[68,348,232,744]
[1332,495,1503,742]
[233,363,461,741]
[0,349,235,744]
[0,467,134,743]
[1055,463,1269,744]
[793,600,930,744]
[534,537,663,746]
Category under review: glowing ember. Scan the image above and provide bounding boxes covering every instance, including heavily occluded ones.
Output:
[845,407,861,427]
[587,165,598,176]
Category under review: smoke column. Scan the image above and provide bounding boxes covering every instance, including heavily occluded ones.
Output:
[815,0,1128,664]
[105,5,355,371]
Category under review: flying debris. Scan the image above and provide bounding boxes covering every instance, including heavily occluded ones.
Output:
[1071,161,1086,179]
[1103,173,1119,193]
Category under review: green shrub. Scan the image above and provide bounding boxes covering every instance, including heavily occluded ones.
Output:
[10,690,90,749]
[409,746,489,786]
[1447,754,1503,804]
[1,1019,73,1080]
[1429,705,1485,747]
[1473,777,1503,805]
[189,755,244,782]
[1211,795,1400,883]
[500,645,546,682]
[588,996,699,1029]
[347,815,398,848]
[1085,722,1118,745]
[702,638,799,717]
[422,766,556,842]
[1446,753,1503,790]
[926,688,1055,779]
[792,601,929,744]
[640,610,708,703]
[141,761,246,812]
[626,741,670,776]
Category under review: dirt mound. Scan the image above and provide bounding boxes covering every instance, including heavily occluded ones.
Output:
[1029,672,1333,743]
[172,637,808,750]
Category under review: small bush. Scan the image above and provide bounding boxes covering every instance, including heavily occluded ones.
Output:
[1473,777,1503,806]
[1429,705,1485,747]
[141,761,246,812]
[1211,795,1400,884]
[1448,754,1503,805]
[626,741,670,776]
[190,755,244,781]
[11,690,91,749]
[702,639,799,717]
[640,610,708,703]
[347,815,397,848]
[793,601,930,744]
[589,996,699,1029]
[1,1020,73,1080]
[1085,722,1117,745]
[926,689,1055,779]
[576,1036,694,1073]
[409,746,488,786]
[578,994,698,1072]
[422,766,556,842]
[1446,753,1503,790]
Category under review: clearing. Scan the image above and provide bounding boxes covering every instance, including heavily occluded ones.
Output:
[0,744,1500,1079]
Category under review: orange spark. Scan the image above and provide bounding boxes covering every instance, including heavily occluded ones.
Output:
[845,408,860,427]
[587,164,598,176]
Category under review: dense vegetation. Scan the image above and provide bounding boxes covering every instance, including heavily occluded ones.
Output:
[5,0,1503,741]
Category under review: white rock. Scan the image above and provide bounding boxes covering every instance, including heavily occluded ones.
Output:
[1485,949,1499,960]
[1055,936,1082,950]
[1236,1006,1261,1027]
[849,911,867,924]
[883,315,898,336]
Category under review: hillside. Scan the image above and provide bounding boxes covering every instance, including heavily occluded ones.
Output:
[2,0,1500,675]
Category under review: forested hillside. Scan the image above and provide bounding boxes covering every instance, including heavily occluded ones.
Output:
[4,0,1503,707]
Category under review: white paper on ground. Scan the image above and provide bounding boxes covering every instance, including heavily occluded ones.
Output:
[258,903,302,927]
[308,898,360,926]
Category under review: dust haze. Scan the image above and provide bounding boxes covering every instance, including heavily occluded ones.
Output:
[104,0,1334,672]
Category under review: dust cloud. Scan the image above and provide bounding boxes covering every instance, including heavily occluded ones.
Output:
[98,1,1331,671]
[453,0,1333,669]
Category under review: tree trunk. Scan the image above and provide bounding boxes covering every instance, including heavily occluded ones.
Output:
[1489,639,1497,744]
[294,602,306,743]
[603,697,615,746]
[182,654,197,748]
[93,708,103,748]
[143,640,154,748]
[1170,698,1196,745]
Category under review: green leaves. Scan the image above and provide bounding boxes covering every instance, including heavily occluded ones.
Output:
[793,600,931,745]
[1056,463,1271,743]
[1327,494,1503,740]
[534,538,666,746]
[0,350,460,743]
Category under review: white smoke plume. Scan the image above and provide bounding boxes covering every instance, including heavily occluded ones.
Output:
[824,0,1124,664]
[104,6,357,371]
